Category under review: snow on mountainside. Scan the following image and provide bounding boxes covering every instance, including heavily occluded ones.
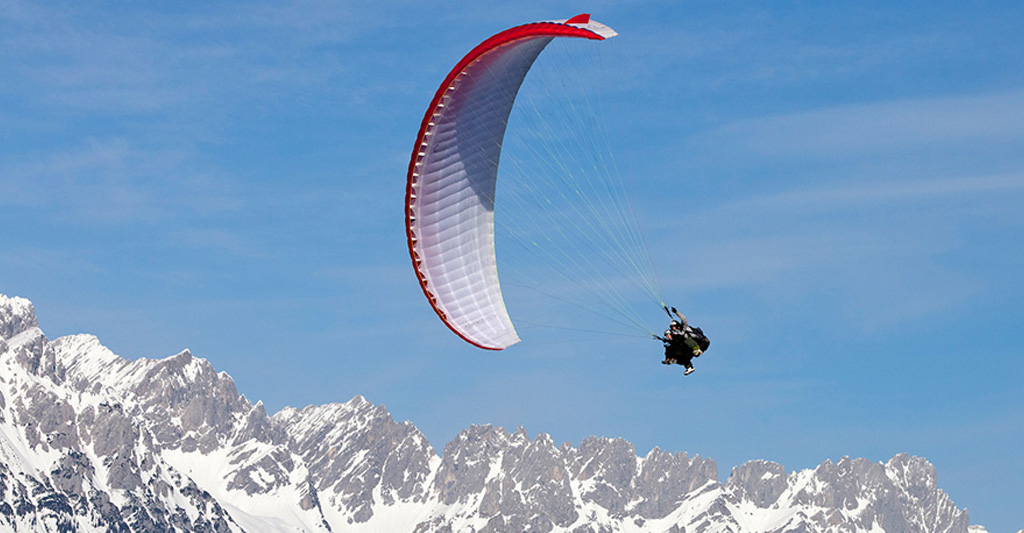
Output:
[0,293,988,532]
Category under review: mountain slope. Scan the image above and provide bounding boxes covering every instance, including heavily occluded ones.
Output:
[0,294,979,532]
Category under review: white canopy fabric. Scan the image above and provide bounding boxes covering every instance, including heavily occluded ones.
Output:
[405,15,616,349]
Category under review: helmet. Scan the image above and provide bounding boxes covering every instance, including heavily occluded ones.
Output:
[670,320,681,329]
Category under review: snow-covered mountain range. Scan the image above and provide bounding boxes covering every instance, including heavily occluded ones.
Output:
[0,293,1000,532]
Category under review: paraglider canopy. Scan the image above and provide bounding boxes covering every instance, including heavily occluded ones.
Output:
[405,15,617,350]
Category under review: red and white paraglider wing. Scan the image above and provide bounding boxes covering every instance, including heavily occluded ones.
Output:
[405,15,616,350]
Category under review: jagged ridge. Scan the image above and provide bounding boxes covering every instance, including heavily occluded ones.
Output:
[0,294,980,532]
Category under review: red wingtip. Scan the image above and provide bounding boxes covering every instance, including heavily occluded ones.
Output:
[565,13,591,25]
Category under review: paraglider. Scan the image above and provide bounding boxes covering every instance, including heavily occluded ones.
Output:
[655,306,710,376]
[405,14,712,370]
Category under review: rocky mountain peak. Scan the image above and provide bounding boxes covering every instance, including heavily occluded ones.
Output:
[726,459,787,508]
[0,294,37,340]
[0,293,986,532]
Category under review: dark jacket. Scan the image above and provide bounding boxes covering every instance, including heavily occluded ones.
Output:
[662,326,710,359]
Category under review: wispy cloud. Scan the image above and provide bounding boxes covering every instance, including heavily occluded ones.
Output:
[0,0,400,119]
[720,172,1024,214]
[0,137,244,224]
[167,228,256,257]
[696,90,1024,157]
[2,5,197,112]
[648,170,1024,327]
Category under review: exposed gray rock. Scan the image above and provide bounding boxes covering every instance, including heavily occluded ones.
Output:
[726,459,787,508]
[571,436,637,515]
[0,296,37,340]
[0,293,982,532]
[636,447,718,518]
[435,424,516,505]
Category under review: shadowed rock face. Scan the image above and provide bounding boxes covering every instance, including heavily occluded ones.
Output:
[0,294,977,532]
[727,460,788,508]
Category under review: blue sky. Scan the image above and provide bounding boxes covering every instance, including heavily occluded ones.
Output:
[2,1,1023,531]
